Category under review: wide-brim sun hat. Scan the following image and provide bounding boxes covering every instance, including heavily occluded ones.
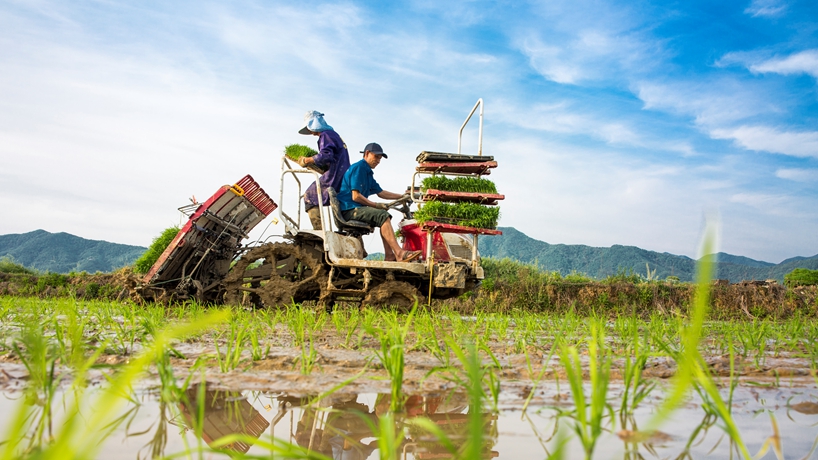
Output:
[361,142,388,159]
[299,110,333,135]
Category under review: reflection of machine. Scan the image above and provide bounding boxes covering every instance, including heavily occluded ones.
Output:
[293,393,499,460]
[135,100,502,308]
[177,388,270,454]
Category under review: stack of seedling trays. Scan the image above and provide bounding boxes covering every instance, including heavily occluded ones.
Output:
[414,151,503,236]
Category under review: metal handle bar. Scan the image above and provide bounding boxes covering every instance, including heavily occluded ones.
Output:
[457,98,484,156]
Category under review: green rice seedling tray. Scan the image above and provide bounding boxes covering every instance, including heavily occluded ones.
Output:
[414,201,500,229]
[284,144,325,173]
[284,144,318,160]
[421,176,498,194]
[422,189,504,205]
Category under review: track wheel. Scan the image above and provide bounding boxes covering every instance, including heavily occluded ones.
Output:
[223,243,323,308]
[362,281,425,311]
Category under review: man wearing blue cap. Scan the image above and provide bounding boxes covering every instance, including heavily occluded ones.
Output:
[297,110,350,230]
[337,143,422,262]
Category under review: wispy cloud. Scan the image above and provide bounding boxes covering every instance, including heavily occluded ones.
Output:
[711,125,818,159]
[776,168,818,181]
[512,0,665,86]
[750,49,818,79]
[636,79,774,127]
[744,0,788,18]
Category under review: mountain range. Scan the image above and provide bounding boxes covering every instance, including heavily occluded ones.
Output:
[0,230,146,274]
[477,227,818,283]
[1,228,816,282]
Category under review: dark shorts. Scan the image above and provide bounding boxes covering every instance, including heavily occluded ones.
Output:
[342,206,390,227]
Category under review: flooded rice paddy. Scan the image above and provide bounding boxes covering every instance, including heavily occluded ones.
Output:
[1,295,818,458]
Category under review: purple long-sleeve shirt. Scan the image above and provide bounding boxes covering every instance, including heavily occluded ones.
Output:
[304,130,351,207]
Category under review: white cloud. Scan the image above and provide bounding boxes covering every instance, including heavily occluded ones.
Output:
[518,29,659,85]
[729,192,790,212]
[744,0,788,17]
[776,168,818,181]
[512,0,666,86]
[636,80,774,127]
[750,49,818,79]
[711,125,818,158]
[488,97,703,159]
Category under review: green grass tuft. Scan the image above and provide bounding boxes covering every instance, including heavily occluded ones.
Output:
[414,201,500,229]
[421,176,497,194]
[133,226,180,274]
[284,144,318,160]
[784,268,818,287]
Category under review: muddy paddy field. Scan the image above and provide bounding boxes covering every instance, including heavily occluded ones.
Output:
[1,268,818,459]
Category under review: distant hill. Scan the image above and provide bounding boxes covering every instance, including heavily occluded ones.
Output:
[0,230,146,274]
[3,227,816,282]
[478,227,818,283]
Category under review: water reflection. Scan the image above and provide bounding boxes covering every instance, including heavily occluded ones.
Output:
[177,388,270,453]
[4,384,818,458]
[174,390,498,459]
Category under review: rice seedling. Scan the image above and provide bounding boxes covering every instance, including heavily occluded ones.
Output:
[373,305,417,412]
[414,201,500,229]
[462,341,489,460]
[284,143,319,161]
[521,340,558,414]
[215,317,248,373]
[618,338,655,428]
[420,176,498,194]
[558,320,612,460]
[331,307,362,349]
[247,322,270,361]
[2,309,228,460]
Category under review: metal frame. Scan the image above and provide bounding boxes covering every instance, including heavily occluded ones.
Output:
[279,156,333,250]
[457,98,483,156]
[412,98,488,274]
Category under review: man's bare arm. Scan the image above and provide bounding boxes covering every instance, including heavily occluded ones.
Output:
[352,190,387,209]
[377,190,404,200]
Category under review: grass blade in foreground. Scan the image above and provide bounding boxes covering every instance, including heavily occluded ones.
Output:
[646,219,752,459]
[1,310,229,460]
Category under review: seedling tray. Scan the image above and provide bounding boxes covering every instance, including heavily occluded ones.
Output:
[416,161,497,175]
[422,189,504,205]
[416,151,494,163]
[421,221,503,235]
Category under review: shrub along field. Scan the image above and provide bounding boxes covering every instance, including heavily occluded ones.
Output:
[1,257,816,320]
[1,240,818,458]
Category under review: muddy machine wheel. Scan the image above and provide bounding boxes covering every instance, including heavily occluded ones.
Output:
[223,242,323,308]
[362,281,425,310]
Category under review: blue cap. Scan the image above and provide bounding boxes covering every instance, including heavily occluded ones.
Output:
[361,142,388,159]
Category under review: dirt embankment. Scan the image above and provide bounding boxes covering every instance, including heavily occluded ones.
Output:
[0,270,131,301]
[0,271,816,320]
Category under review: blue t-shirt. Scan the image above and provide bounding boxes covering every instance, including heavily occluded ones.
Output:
[338,159,383,211]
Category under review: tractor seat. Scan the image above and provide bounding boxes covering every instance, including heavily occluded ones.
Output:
[327,188,374,237]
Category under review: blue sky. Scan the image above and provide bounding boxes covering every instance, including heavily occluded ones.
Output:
[1,0,816,263]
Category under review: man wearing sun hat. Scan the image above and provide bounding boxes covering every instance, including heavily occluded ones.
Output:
[337,143,421,262]
[297,110,350,230]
